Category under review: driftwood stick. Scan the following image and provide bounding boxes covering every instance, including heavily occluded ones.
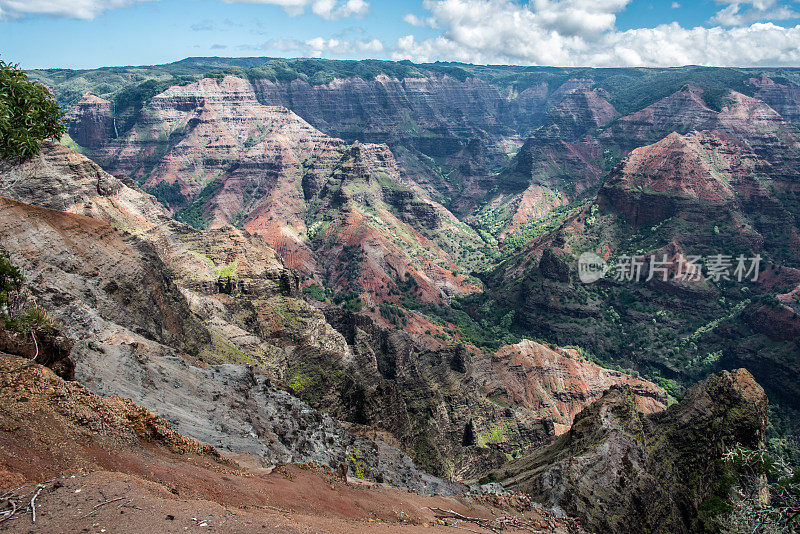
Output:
[428,507,492,524]
[29,485,43,523]
[0,499,17,523]
[79,496,127,519]
[428,507,503,533]
[443,522,487,534]
[93,496,126,510]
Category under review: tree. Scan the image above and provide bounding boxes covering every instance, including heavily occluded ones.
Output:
[0,59,64,163]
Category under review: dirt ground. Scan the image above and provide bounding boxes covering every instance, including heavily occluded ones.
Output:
[0,466,578,533]
[0,355,581,533]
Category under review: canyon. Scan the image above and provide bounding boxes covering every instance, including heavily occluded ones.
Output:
[1,59,798,532]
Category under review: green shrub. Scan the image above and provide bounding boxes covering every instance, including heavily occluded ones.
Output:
[0,249,22,315]
[10,306,61,334]
[302,283,326,302]
[0,60,64,163]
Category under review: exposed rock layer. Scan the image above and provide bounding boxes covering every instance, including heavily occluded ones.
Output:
[497,369,767,533]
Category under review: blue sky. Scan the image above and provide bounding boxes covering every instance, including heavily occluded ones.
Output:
[2,0,800,69]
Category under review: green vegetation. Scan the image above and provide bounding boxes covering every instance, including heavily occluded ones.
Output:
[720,446,800,533]
[175,178,223,229]
[199,331,257,366]
[6,305,62,335]
[393,291,519,351]
[147,180,185,208]
[0,249,22,316]
[379,302,407,327]
[476,421,506,447]
[214,260,238,280]
[113,77,196,134]
[0,60,64,163]
[333,291,365,313]
[503,198,592,251]
[302,283,326,302]
[0,250,61,334]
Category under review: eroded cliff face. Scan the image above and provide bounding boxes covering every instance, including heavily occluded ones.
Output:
[59,71,800,248]
[602,85,720,151]
[0,142,467,493]
[66,94,115,149]
[600,127,800,262]
[488,340,667,434]
[466,81,618,236]
[246,74,540,200]
[63,74,632,242]
[490,84,800,242]
[752,74,800,127]
[495,369,768,533]
[85,76,485,309]
[0,142,668,486]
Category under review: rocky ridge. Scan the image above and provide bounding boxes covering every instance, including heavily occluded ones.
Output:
[488,340,667,435]
[495,369,768,533]
[0,142,463,493]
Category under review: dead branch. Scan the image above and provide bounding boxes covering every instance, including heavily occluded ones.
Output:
[427,508,501,533]
[442,521,487,534]
[29,485,43,523]
[0,479,55,525]
[427,506,549,533]
[79,496,127,519]
[0,499,16,524]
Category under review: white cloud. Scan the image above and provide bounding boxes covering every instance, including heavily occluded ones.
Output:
[304,35,383,55]
[671,2,680,8]
[403,13,436,27]
[222,0,368,19]
[0,0,151,20]
[249,35,384,57]
[389,0,800,66]
[709,0,798,26]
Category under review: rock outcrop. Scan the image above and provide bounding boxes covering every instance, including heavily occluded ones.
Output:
[496,369,768,533]
[66,94,115,149]
[0,354,224,461]
[489,340,667,434]
[0,323,74,380]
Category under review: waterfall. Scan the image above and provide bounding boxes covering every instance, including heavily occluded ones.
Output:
[112,101,119,138]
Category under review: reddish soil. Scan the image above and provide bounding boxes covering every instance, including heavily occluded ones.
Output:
[0,355,580,533]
